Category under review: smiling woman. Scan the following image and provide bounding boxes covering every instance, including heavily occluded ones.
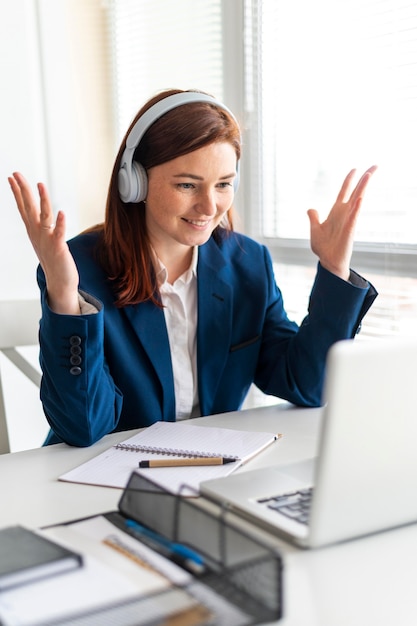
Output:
[8,87,377,448]
[3,1,394,454]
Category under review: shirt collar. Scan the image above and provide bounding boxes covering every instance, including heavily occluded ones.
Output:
[155,246,198,287]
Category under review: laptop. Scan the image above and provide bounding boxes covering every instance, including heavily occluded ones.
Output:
[200,337,417,548]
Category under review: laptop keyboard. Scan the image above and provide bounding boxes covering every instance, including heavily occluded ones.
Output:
[257,487,313,525]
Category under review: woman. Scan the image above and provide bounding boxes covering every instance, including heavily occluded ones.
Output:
[9,88,377,447]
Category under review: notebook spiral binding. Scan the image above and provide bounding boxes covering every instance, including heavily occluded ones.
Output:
[114,443,239,459]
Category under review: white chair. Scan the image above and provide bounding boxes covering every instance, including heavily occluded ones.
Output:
[0,300,42,454]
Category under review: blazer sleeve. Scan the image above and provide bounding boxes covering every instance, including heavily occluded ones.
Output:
[254,254,378,407]
[37,271,123,447]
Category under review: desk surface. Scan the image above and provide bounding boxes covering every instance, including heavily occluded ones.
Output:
[1,404,416,625]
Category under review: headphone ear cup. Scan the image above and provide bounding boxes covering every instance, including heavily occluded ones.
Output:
[131,162,148,203]
[118,161,148,203]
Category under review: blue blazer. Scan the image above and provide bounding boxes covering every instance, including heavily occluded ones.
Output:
[38,230,376,446]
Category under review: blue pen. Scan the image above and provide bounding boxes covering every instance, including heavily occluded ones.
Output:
[125,519,206,575]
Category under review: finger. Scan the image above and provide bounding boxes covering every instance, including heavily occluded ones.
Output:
[334,169,357,204]
[307,208,320,226]
[11,172,38,211]
[349,164,378,204]
[8,175,36,234]
[37,182,55,228]
[52,210,66,238]
[8,173,28,209]
[345,196,364,229]
[10,172,47,234]
[8,175,25,214]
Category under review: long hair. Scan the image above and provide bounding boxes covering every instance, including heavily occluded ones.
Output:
[90,88,241,308]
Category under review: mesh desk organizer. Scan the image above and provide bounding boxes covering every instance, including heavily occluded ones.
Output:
[105,470,284,625]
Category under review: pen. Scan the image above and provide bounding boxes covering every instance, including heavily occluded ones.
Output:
[124,519,206,575]
[138,456,237,468]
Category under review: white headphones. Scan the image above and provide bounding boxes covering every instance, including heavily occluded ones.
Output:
[118,92,240,204]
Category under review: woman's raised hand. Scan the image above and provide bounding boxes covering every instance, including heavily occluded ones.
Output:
[307,165,378,280]
[8,172,80,314]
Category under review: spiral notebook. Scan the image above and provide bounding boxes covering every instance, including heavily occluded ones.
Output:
[59,421,280,495]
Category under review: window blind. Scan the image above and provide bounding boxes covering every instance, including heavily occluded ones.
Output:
[245,0,417,339]
[106,0,224,143]
[251,0,417,245]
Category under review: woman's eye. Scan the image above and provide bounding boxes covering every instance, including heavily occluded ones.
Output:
[176,181,233,191]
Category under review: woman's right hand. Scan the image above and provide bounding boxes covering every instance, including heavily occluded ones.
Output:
[8,172,81,314]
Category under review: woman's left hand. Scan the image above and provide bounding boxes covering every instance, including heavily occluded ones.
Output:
[307,165,378,280]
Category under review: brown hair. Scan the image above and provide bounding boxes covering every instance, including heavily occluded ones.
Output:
[91,88,241,307]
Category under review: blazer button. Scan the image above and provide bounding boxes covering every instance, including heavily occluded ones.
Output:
[70,355,82,366]
[69,335,82,346]
[70,366,82,376]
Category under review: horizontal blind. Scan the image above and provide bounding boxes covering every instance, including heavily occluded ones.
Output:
[255,0,417,245]
[244,0,417,340]
[272,262,417,339]
[106,0,224,143]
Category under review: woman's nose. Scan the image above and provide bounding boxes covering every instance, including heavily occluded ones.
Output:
[195,189,218,216]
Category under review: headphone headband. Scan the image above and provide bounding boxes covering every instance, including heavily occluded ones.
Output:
[118,92,240,204]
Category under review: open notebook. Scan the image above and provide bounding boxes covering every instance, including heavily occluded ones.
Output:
[59,421,280,496]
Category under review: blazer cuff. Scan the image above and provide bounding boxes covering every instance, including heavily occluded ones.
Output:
[348,269,368,288]
[313,263,378,336]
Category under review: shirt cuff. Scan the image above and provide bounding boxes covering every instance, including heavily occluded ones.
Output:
[78,291,100,315]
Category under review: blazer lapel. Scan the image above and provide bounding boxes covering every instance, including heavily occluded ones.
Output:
[197,239,232,414]
[122,237,233,419]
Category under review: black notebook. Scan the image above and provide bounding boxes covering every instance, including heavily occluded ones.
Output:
[0,525,83,591]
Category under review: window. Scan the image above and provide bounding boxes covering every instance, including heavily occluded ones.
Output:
[245,0,417,338]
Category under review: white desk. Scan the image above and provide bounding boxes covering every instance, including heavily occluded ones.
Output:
[1,404,416,625]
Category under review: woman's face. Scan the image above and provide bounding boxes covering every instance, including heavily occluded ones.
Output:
[145,141,237,255]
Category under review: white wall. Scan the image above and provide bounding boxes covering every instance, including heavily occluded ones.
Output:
[0,0,113,452]
[1,1,113,296]
[36,0,114,232]
[0,1,48,451]
[0,0,47,298]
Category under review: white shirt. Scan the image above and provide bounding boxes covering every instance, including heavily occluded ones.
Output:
[156,247,200,420]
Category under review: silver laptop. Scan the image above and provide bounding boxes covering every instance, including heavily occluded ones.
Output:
[200,337,417,548]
